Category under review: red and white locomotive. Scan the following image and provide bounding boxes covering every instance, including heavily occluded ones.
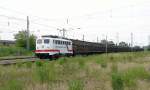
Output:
[35,35,73,59]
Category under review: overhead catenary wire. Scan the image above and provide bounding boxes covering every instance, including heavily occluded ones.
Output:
[0,4,148,46]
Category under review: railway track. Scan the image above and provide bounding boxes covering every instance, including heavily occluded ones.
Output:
[0,56,38,65]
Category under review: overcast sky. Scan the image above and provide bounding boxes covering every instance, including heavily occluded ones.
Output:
[0,0,150,46]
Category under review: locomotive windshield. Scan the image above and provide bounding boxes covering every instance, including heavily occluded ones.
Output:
[44,39,50,44]
[37,39,42,44]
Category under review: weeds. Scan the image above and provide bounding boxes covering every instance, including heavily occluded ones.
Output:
[0,52,150,90]
[58,57,68,65]
[111,66,150,90]
[36,67,50,83]
[111,63,118,73]
[35,61,44,67]
[0,80,24,90]
[16,61,23,68]
[112,72,124,90]
[25,61,32,68]
[96,58,107,68]
[68,80,84,90]
[78,59,85,69]
[122,66,150,87]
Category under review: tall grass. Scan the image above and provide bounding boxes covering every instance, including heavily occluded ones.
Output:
[122,66,150,87]
[112,72,124,90]
[111,66,150,90]
[68,80,84,90]
[0,79,24,90]
[96,57,107,68]
[0,52,150,90]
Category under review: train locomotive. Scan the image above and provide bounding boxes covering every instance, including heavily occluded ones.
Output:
[35,35,144,59]
[35,35,73,59]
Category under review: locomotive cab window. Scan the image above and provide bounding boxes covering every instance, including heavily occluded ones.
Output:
[37,39,42,44]
[44,39,50,44]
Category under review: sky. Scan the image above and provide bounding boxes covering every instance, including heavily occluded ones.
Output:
[0,0,150,46]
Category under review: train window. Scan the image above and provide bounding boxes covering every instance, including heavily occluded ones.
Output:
[59,41,61,44]
[69,42,71,45]
[44,39,50,44]
[37,39,42,44]
[58,40,60,44]
[60,41,62,45]
[55,40,58,44]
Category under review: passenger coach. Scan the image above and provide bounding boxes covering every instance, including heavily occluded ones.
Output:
[35,35,73,59]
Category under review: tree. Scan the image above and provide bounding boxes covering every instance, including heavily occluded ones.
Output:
[146,45,150,51]
[108,41,115,46]
[14,30,36,51]
[119,42,129,47]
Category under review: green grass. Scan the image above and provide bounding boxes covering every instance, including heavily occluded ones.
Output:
[122,66,150,87]
[0,52,150,90]
[0,45,33,57]
[0,80,23,90]
[111,65,150,90]
[68,80,84,90]
[112,72,124,90]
